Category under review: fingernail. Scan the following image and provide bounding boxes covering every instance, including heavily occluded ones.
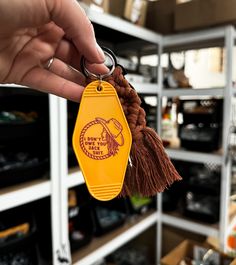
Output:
[96,44,105,62]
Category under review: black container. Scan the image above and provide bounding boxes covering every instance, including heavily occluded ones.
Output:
[179,98,223,125]
[0,209,38,265]
[179,124,221,152]
[0,148,49,188]
[187,163,221,196]
[162,160,187,212]
[91,198,127,236]
[184,192,220,223]
[0,93,49,146]
[68,186,94,251]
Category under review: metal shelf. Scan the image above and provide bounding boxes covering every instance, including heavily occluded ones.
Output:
[72,211,158,265]
[163,26,227,52]
[67,168,85,189]
[81,3,161,45]
[133,82,159,95]
[162,87,225,97]
[166,148,223,165]
[162,213,219,238]
[0,179,51,212]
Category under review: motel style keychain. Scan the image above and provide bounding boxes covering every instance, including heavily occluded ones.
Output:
[73,48,181,201]
[73,50,132,201]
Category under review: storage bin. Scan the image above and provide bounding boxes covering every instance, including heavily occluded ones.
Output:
[0,210,38,265]
[0,94,49,145]
[0,149,48,188]
[179,99,223,125]
[179,124,221,152]
[91,198,127,236]
[68,187,94,251]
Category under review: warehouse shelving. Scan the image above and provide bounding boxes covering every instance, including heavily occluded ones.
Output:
[0,3,236,265]
[158,26,236,260]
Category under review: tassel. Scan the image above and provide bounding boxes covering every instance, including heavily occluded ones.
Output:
[87,66,182,197]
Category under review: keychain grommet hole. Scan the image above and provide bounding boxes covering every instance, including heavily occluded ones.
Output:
[97,85,103,92]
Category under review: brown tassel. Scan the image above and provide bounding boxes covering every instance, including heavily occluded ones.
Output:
[87,66,182,197]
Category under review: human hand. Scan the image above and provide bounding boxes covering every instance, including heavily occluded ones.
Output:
[0,0,105,102]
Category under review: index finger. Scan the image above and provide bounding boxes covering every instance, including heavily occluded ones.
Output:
[49,0,104,64]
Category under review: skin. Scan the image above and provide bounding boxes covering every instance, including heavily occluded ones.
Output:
[0,0,106,102]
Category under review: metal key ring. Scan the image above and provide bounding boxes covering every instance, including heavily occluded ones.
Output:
[81,47,117,79]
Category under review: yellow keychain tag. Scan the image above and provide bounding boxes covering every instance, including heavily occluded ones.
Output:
[73,79,132,201]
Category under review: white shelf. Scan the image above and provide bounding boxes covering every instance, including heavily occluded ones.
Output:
[72,211,158,265]
[166,148,223,165]
[67,168,85,189]
[81,3,161,44]
[162,87,225,97]
[162,213,219,238]
[0,179,51,212]
[133,82,159,94]
[163,26,226,51]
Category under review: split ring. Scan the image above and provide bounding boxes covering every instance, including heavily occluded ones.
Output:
[81,47,117,79]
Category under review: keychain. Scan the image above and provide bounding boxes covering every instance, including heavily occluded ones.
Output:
[73,48,181,201]
[73,50,132,201]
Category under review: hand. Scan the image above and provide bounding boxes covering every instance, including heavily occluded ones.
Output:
[0,0,105,102]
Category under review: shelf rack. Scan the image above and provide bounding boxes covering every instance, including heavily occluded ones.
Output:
[160,26,236,257]
[0,179,51,212]
[166,149,223,165]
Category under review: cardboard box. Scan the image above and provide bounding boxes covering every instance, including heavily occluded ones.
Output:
[109,0,126,18]
[145,0,176,35]
[175,0,236,32]
[124,0,148,27]
[161,240,198,265]
[80,0,126,18]
[161,239,234,265]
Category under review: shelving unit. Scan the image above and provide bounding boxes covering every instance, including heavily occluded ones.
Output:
[158,26,236,259]
[0,3,235,265]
